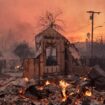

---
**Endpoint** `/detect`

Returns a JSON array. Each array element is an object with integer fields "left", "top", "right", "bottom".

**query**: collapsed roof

[{"left": 34, "top": 27, "right": 80, "bottom": 62}]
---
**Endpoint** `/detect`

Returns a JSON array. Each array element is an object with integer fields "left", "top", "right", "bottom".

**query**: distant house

[
  {"left": 23, "top": 27, "right": 81, "bottom": 79},
  {"left": 0, "top": 51, "right": 20, "bottom": 72}
]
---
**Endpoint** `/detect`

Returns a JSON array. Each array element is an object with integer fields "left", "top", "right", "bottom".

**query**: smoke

[{"left": 0, "top": 0, "right": 105, "bottom": 47}]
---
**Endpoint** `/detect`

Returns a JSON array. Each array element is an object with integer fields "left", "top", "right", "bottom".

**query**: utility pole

[{"left": 87, "top": 11, "right": 101, "bottom": 59}]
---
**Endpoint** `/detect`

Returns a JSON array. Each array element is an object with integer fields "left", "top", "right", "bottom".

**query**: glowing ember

[
  {"left": 36, "top": 86, "right": 44, "bottom": 90},
  {"left": 84, "top": 90, "right": 92, "bottom": 97},
  {"left": 19, "top": 88, "right": 24, "bottom": 95},
  {"left": 15, "top": 65, "right": 20, "bottom": 69},
  {"left": 24, "top": 77, "right": 29, "bottom": 82},
  {"left": 19, "top": 89, "right": 23, "bottom": 94},
  {"left": 83, "top": 77, "right": 87, "bottom": 81},
  {"left": 59, "top": 80, "right": 69, "bottom": 102},
  {"left": 45, "top": 80, "right": 50, "bottom": 86},
  {"left": 69, "top": 92, "right": 74, "bottom": 96}
]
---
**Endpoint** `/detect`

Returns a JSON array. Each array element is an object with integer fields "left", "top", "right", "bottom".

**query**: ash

[{"left": 0, "top": 71, "right": 105, "bottom": 105}]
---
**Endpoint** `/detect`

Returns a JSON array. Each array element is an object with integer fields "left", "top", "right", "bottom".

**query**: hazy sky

[{"left": 0, "top": 0, "right": 105, "bottom": 46}]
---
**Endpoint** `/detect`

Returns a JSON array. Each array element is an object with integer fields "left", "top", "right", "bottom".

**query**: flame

[
  {"left": 45, "top": 80, "right": 50, "bottom": 85},
  {"left": 59, "top": 80, "right": 69, "bottom": 88},
  {"left": 24, "top": 77, "right": 29, "bottom": 82},
  {"left": 84, "top": 90, "right": 92, "bottom": 97},
  {"left": 59, "top": 80, "right": 69, "bottom": 102}
]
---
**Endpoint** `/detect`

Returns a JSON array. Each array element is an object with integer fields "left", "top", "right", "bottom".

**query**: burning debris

[
  {"left": 17, "top": 77, "right": 105, "bottom": 105},
  {"left": 0, "top": 73, "right": 105, "bottom": 105},
  {"left": 45, "top": 80, "right": 50, "bottom": 86},
  {"left": 59, "top": 80, "right": 69, "bottom": 102}
]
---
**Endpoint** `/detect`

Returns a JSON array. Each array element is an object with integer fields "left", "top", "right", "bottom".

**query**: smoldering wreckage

[{"left": 0, "top": 27, "right": 105, "bottom": 105}]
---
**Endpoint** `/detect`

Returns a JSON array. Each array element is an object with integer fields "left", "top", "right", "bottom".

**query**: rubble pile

[
  {"left": 0, "top": 71, "right": 105, "bottom": 105},
  {"left": 0, "top": 77, "right": 32, "bottom": 105},
  {"left": 18, "top": 77, "right": 105, "bottom": 105},
  {"left": 88, "top": 65, "right": 105, "bottom": 90}
]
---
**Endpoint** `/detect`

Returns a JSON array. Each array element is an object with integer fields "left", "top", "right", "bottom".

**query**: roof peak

[{"left": 35, "top": 27, "right": 70, "bottom": 44}]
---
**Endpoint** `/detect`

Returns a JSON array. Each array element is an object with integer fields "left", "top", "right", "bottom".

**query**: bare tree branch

[{"left": 38, "top": 10, "right": 64, "bottom": 31}]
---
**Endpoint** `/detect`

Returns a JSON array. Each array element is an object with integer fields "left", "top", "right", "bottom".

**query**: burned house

[
  {"left": 0, "top": 52, "right": 20, "bottom": 73},
  {"left": 23, "top": 27, "right": 81, "bottom": 79}
]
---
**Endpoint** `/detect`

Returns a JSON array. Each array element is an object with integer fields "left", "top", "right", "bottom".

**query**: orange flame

[
  {"left": 24, "top": 77, "right": 29, "bottom": 82},
  {"left": 59, "top": 80, "right": 69, "bottom": 102},
  {"left": 45, "top": 80, "right": 50, "bottom": 85},
  {"left": 84, "top": 90, "right": 92, "bottom": 97}
]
